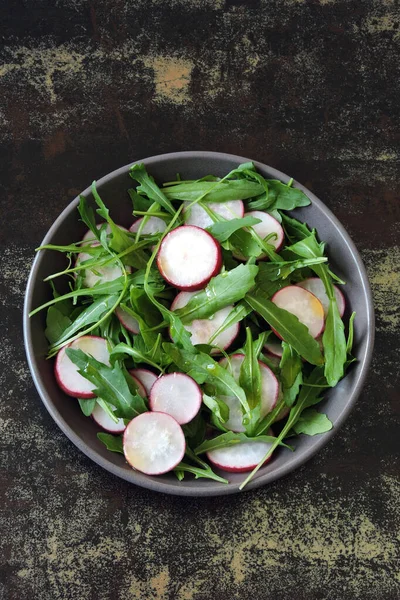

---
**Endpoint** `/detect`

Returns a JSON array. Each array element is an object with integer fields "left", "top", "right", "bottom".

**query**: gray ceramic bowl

[{"left": 23, "top": 151, "right": 374, "bottom": 496}]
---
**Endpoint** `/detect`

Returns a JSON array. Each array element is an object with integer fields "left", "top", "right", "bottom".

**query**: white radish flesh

[
  {"left": 129, "top": 217, "right": 167, "bottom": 236},
  {"left": 219, "top": 354, "right": 279, "bottom": 432},
  {"left": 264, "top": 339, "right": 283, "bottom": 358},
  {"left": 171, "top": 291, "right": 239, "bottom": 352},
  {"left": 76, "top": 252, "right": 130, "bottom": 288},
  {"left": 271, "top": 286, "right": 325, "bottom": 339},
  {"left": 123, "top": 412, "right": 186, "bottom": 475},
  {"left": 296, "top": 277, "right": 346, "bottom": 318},
  {"left": 55, "top": 336, "right": 110, "bottom": 398},
  {"left": 92, "top": 403, "right": 126, "bottom": 433},
  {"left": 183, "top": 200, "right": 244, "bottom": 229},
  {"left": 157, "top": 226, "right": 222, "bottom": 291},
  {"left": 115, "top": 306, "right": 140, "bottom": 334},
  {"left": 207, "top": 429, "right": 275, "bottom": 473},
  {"left": 149, "top": 373, "right": 202, "bottom": 424},
  {"left": 129, "top": 368, "right": 158, "bottom": 396}
]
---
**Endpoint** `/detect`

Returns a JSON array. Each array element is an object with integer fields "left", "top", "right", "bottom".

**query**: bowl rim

[{"left": 23, "top": 150, "right": 375, "bottom": 496}]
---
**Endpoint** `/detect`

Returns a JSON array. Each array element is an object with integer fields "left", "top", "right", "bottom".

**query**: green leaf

[
  {"left": 202, "top": 394, "right": 229, "bottom": 423},
  {"left": 128, "top": 187, "right": 152, "bottom": 213},
  {"left": 110, "top": 342, "right": 165, "bottom": 371},
  {"left": 49, "top": 295, "right": 119, "bottom": 348},
  {"left": 66, "top": 348, "right": 147, "bottom": 419},
  {"left": 282, "top": 371, "right": 303, "bottom": 408},
  {"left": 163, "top": 180, "right": 264, "bottom": 203},
  {"left": 78, "top": 398, "right": 96, "bottom": 417},
  {"left": 293, "top": 408, "right": 333, "bottom": 436},
  {"left": 91, "top": 182, "right": 134, "bottom": 253},
  {"left": 279, "top": 342, "right": 302, "bottom": 389},
  {"left": 175, "top": 264, "right": 258, "bottom": 323},
  {"left": 208, "top": 302, "right": 252, "bottom": 345},
  {"left": 129, "top": 163, "right": 176, "bottom": 216},
  {"left": 182, "top": 414, "right": 207, "bottom": 448},
  {"left": 45, "top": 306, "right": 72, "bottom": 344},
  {"left": 245, "top": 294, "right": 324, "bottom": 365},
  {"left": 255, "top": 257, "right": 328, "bottom": 281},
  {"left": 346, "top": 311, "right": 356, "bottom": 354},
  {"left": 206, "top": 216, "right": 261, "bottom": 242},
  {"left": 281, "top": 213, "right": 312, "bottom": 242},
  {"left": 97, "top": 432, "right": 124, "bottom": 454},
  {"left": 78, "top": 195, "right": 100, "bottom": 241},
  {"left": 195, "top": 431, "right": 278, "bottom": 455},
  {"left": 174, "top": 462, "right": 228, "bottom": 484},
  {"left": 163, "top": 344, "right": 250, "bottom": 414},
  {"left": 239, "top": 328, "right": 262, "bottom": 411},
  {"left": 322, "top": 299, "right": 347, "bottom": 387}
]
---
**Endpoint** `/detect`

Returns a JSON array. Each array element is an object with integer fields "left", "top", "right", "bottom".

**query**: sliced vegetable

[
  {"left": 149, "top": 373, "right": 202, "bottom": 424},
  {"left": 271, "top": 286, "right": 325, "bottom": 339}
]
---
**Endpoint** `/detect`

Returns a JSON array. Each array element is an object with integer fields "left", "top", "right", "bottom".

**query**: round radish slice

[
  {"left": 81, "top": 223, "right": 128, "bottom": 247},
  {"left": 129, "top": 368, "right": 158, "bottom": 396},
  {"left": 157, "top": 226, "right": 222, "bottom": 291},
  {"left": 128, "top": 373, "right": 147, "bottom": 398},
  {"left": 219, "top": 354, "right": 279, "bottom": 432},
  {"left": 129, "top": 216, "right": 167, "bottom": 236},
  {"left": 264, "top": 339, "right": 283, "bottom": 358},
  {"left": 123, "top": 412, "right": 186, "bottom": 475},
  {"left": 55, "top": 336, "right": 110, "bottom": 398},
  {"left": 207, "top": 430, "right": 275, "bottom": 473},
  {"left": 274, "top": 388, "right": 290, "bottom": 422},
  {"left": 171, "top": 291, "right": 239, "bottom": 353},
  {"left": 149, "top": 373, "right": 202, "bottom": 425},
  {"left": 183, "top": 200, "right": 244, "bottom": 229},
  {"left": 92, "top": 403, "right": 125, "bottom": 433},
  {"left": 271, "top": 286, "right": 325, "bottom": 339},
  {"left": 115, "top": 306, "right": 140, "bottom": 334},
  {"left": 76, "top": 252, "right": 131, "bottom": 288},
  {"left": 296, "top": 277, "right": 346, "bottom": 318}
]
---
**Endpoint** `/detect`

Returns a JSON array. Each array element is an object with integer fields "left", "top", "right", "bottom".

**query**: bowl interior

[{"left": 24, "top": 151, "right": 374, "bottom": 496}]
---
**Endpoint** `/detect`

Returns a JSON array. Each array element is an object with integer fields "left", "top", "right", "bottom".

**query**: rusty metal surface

[{"left": 1, "top": 1, "right": 399, "bottom": 598}]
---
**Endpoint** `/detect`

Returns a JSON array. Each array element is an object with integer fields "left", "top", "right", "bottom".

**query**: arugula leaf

[
  {"left": 110, "top": 341, "right": 166, "bottom": 372},
  {"left": 89, "top": 182, "right": 134, "bottom": 254},
  {"left": 128, "top": 187, "right": 152, "bottom": 213},
  {"left": 129, "top": 164, "right": 176, "bottom": 215},
  {"left": 175, "top": 264, "right": 258, "bottom": 323},
  {"left": 163, "top": 180, "right": 264, "bottom": 203},
  {"left": 182, "top": 414, "right": 207, "bottom": 449},
  {"left": 49, "top": 295, "right": 119, "bottom": 349},
  {"left": 78, "top": 195, "right": 100, "bottom": 241},
  {"left": 97, "top": 432, "right": 124, "bottom": 454},
  {"left": 208, "top": 302, "right": 252, "bottom": 345},
  {"left": 239, "top": 328, "right": 262, "bottom": 411},
  {"left": 293, "top": 408, "right": 333, "bottom": 436},
  {"left": 174, "top": 462, "right": 228, "bottom": 483},
  {"left": 255, "top": 257, "right": 328, "bottom": 281},
  {"left": 346, "top": 312, "right": 356, "bottom": 354},
  {"left": 163, "top": 344, "right": 250, "bottom": 414},
  {"left": 66, "top": 348, "right": 147, "bottom": 419},
  {"left": 282, "top": 371, "right": 303, "bottom": 408},
  {"left": 245, "top": 294, "right": 324, "bottom": 365},
  {"left": 281, "top": 213, "right": 312, "bottom": 242},
  {"left": 78, "top": 398, "right": 96, "bottom": 417},
  {"left": 195, "top": 431, "right": 278, "bottom": 455},
  {"left": 206, "top": 216, "right": 261, "bottom": 242},
  {"left": 45, "top": 306, "right": 72, "bottom": 344},
  {"left": 279, "top": 342, "right": 302, "bottom": 389},
  {"left": 202, "top": 394, "right": 229, "bottom": 423}
]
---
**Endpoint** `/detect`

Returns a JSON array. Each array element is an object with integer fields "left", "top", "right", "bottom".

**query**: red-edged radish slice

[
  {"left": 82, "top": 223, "right": 128, "bottom": 246},
  {"left": 55, "top": 336, "right": 110, "bottom": 398},
  {"left": 157, "top": 226, "right": 222, "bottom": 291},
  {"left": 123, "top": 412, "right": 186, "bottom": 475},
  {"left": 264, "top": 339, "right": 283, "bottom": 358},
  {"left": 171, "top": 291, "right": 239, "bottom": 352},
  {"left": 219, "top": 354, "right": 279, "bottom": 432},
  {"left": 76, "top": 252, "right": 131, "bottom": 288},
  {"left": 129, "top": 368, "right": 158, "bottom": 396},
  {"left": 92, "top": 403, "right": 126, "bottom": 433},
  {"left": 129, "top": 216, "right": 167, "bottom": 235},
  {"left": 207, "top": 428, "right": 275, "bottom": 473},
  {"left": 128, "top": 373, "right": 147, "bottom": 399},
  {"left": 271, "top": 286, "right": 325, "bottom": 339},
  {"left": 183, "top": 200, "right": 244, "bottom": 229},
  {"left": 273, "top": 388, "right": 290, "bottom": 422},
  {"left": 149, "top": 373, "right": 202, "bottom": 425},
  {"left": 115, "top": 306, "right": 140, "bottom": 334},
  {"left": 296, "top": 277, "right": 346, "bottom": 318}
]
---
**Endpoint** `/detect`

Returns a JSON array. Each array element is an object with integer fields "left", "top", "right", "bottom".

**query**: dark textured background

[{"left": 1, "top": 1, "right": 399, "bottom": 599}]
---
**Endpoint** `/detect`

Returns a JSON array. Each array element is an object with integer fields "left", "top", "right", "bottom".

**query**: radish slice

[
  {"left": 55, "top": 336, "right": 110, "bottom": 398},
  {"left": 157, "top": 226, "right": 222, "bottom": 291},
  {"left": 271, "top": 286, "right": 325, "bottom": 339},
  {"left": 207, "top": 428, "right": 275, "bottom": 473},
  {"left": 92, "top": 373, "right": 146, "bottom": 433},
  {"left": 76, "top": 252, "right": 131, "bottom": 288},
  {"left": 219, "top": 354, "right": 279, "bottom": 432},
  {"left": 274, "top": 388, "right": 290, "bottom": 422},
  {"left": 129, "top": 216, "right": 167, "bottom": 236},
  {"left": 296, "top": 277, "right": 346, "bottom": 318},
  {"left": 183, "top": 200, "right": 244, "bottom": 229},
  {"left": 149, "top": 373, "right": 202, "bottom": 425},
  {"left": 123, "top": 412, "right": 186, "bottom": 475},
  {"left": 171, "top": 292, "right": 239, "bottom": 352},
  {"left": 82, "top": 223, "right": 128, "bottom": 247},
  {"left": 234, "top": 211, "right": 284, "bottom": 260},
  {"left": 129, "top": 368, "right": 158, "bottom": 396},
  {"left": 92, "top": 403, "right": 126, "bottom": 433},
  {"left": 115, "top": 306, "right": 140, "bottom": 334},
  {"left": 264, "top": 338, "right": 283, "bottom": 358}
]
